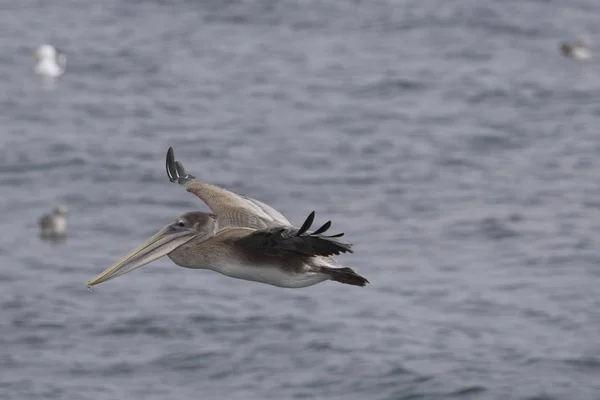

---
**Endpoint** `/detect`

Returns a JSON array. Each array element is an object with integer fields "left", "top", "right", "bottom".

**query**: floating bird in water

[
  {"left": 87, "top": 147, "right": 369, "bottom": 289},
  {"left": 33, "top": 44, "right": 66, "bottom": 78},
  {"left": 560, "top": 39, "right": 591, "bottom": 61},
  {"left": 39, "top": 205, "right": 68, "bottom": 238}
]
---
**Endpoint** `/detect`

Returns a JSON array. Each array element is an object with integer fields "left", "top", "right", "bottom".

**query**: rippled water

[{"left": 2, "top": 0, "right": 600, "bottom": 399}]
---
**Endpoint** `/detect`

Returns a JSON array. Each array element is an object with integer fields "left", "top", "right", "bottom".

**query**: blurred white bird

[
  {"left": 33, "top": 44, "right": 66, "bottom": 78},
  {"left": 39, "top": 205, "right": 68, "bottom": 238},
  {"left": 560, "top": 38, "right": 592, "bottom": 61}
]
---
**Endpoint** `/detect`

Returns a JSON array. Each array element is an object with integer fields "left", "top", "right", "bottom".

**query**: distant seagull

[
  {"left": 39, "top": 205, "right": 68, "bottom": 238},
  {"left": 86, "top": 147, "right": 369, "bottom": 289},
  {"left": 560, "top": 39, "right": 591, "bottom": 61},
  {"left": 33, "top": 44, "right": 66, "bottom": 78}
]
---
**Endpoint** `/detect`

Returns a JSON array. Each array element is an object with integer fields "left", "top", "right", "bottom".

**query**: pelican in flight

[
  {"left": 33, "top": 44, "right": 66, "bottom": 78},
  {"left": 87, "top": 147, "right": 369, "bottom": 289},
  {"left": 560, "top": 39, "right": 592, "bottom": 61}
]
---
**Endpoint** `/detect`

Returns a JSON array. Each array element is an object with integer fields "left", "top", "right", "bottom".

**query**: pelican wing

[
  {"left": 166, "top": 147, "right": 290, "bottom": 229},
  {"left": 232, "top": 211, "right": 353, "bottom": 257},
  {"left": 237, "top": 194, "right": 291, "bottom": 226}
]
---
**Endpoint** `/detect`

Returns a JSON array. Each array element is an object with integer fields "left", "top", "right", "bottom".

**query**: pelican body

[
  {"left": 34, "top": 44, "right": 66, "bottom": 78},
  {"left": 87, "top": 148, "right": 368, "bottom": 289}
]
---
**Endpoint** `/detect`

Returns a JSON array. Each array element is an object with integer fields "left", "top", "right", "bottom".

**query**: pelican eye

[{"left": 177, "top": 221, "right": 186, "bottom": 227}]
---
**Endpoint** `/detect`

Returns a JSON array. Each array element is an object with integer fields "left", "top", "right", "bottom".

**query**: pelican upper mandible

[{"left": 86, "top": 147, "right": 369, "bottom": 289}]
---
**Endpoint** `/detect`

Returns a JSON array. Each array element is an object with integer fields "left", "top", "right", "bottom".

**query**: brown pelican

[
  {"left": 86, "top": 147, "right": 369, "bottom": 289},
  {"left": 33, "top": 44, "right": 66, "bottom": 78},
  {"left": 39, "top": 205, "right": 68, "bottom": 238},
  {"left": 560, "top": 39, "right": 591, "bottom": 61}
]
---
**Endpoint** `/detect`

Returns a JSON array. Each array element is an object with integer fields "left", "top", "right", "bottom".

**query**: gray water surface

[{"left": 1, "top": 1, "right": 600, "bottom": 399}]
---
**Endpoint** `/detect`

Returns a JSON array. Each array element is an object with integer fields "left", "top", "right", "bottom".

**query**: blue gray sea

[{"left": 1, "top": 0, "right": 600, "bottom": 399}]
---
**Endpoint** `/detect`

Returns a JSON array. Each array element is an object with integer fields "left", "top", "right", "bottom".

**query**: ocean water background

[{"left": 1, "top": 0, "right": 600, "bottom": 399}]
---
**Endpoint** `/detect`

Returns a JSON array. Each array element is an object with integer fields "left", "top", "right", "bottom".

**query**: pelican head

[{"left": 87, "top": 212, "right": 218, "bottom": 288}]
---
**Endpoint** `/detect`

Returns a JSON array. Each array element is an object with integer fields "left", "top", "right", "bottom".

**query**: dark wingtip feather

[
  {"left": 166, "top": 147, "right": 177, "bottom": 182},
  {"left": 166, "top": 147, "right": 196, "bottom": 185},
  {"left": 311, "top": 221, "right": 331, "bottom": 235},
  {"left": 175, "top": 161, "right": 186, "bottom": 177},
  {"left": 297, "top": 211, "right": 315, "bottom": 236}
]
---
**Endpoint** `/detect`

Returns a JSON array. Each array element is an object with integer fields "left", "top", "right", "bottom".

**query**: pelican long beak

[{"left": 86, "top": 225, "right": 197, "bottom": 288}]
